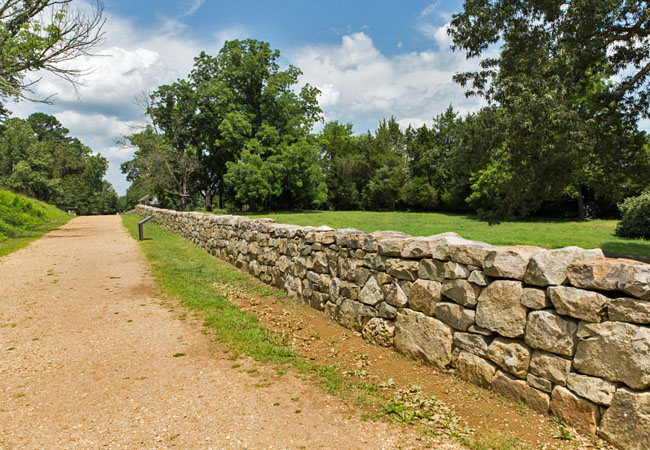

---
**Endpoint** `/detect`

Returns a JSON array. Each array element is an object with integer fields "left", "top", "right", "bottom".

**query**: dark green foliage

[
  {"left": 448, "top": 0, "right": 650, "bottom": 221},
  {"left": 0, "top": 114, "right": 117, "bottom": 215},
  {"left": 616, "top": 191, "right": 650, "bottom": 240}
]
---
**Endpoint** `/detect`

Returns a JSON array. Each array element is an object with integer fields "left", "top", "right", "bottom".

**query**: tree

[
  {"left": 189, "top": 39, "right": 322, "bottom": 210},
  {"left": 0, "top": 113, "right": 115, "bottom": 214},
  {"left": 135, "top": 39, "right": 324, "bottom": 212},
  {"left": 449, "top": 0, "right": 650, "bottom": 220},
  {"left": 0, "top": 0, "right": 105, "bottom": 101},
  {"left": 122, "top": 126, "right": 198, "bottom": 211},
  {"left": 318, "top": 121, "right": 369, "bottom": 210}
]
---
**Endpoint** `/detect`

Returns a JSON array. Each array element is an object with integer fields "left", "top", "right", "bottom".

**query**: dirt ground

[
  {"left": 0, "top": 216, "right": 441, "bottom": 449},
  {"left": 0, "top": 216, "right": 610, "bottom": 450}
]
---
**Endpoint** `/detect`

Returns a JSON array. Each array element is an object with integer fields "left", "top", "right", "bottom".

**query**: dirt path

[{"left": 0, "top": 216, "right": 437, "bottom": 450}]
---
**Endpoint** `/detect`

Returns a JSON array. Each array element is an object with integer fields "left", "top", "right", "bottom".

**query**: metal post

[{"left": 139, "top": 216, "right": 154, "bottom": 241}]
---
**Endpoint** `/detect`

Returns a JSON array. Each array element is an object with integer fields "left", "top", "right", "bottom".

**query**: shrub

[{"left": 616, "top": 190, "right": 650, "bottom": 240}]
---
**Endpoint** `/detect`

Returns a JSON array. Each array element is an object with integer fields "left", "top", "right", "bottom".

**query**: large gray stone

[
  {"left": 484, "top": 246, "right": 540, "bottom": 280},
  {"left": 566, "top": 373, "right": 617, "bottom": 406},
  {"left": 443, "top": 261, "right": 470, "bottom": 279},
  {"left": 383, "top": 282, "right": 408, "bottom": 308},
  {"left": 386, "top": 259, "right": 419, "bottom": 281},
  {"left": 424, "top": 232, "right": 467, "bottom": 260},
  {"left": 527, "top": 374, "right": 552, "bottom": 393},
  {"left": 492, "top": 371, "right": 550, "bottom": 414},
  {"left": 401, "top": 237, "right": 435, "bottom": 258},
  {"left": 476, "top": 280, "right": 527, "bottom": 338},
  {"left": 452, "top": 350, "right": 497, "bottom": 388},
  {"left": 359, "top": 277, "right": 384, "bottom": 306},
  {"left": 377, "top": 237, "right": 409, "bottom": 257},
  {"left": 567, "top": 257, "right": 630, "bottom": 291},
  {"left": 448, "top": 241, "right": 495, "bottom": 267},
  {"left": 574, "top": 321, "right": 650, "bottom": 390},
  {"left": 409, "top": 279, "right": 442, "bottom": 316},
  {"left": 453, "top": 332, "right": 491, "bottom": 359},
  {"left": 441, "top": 279, "right": 481, "bottom": 307},
  {"left": 524, "top": 310, "right": 578, "bottom": 357},
  {"left": 434, "top": 302, "right": 475, "bottom": 331},
  {"left": 599, "top": 388, "right": 650, "bottom": 450},
  {"left": 468, "top": 270, "right": 490, "bottom": 286},
  {"left": 335, "top": 229, "right": 376, "bottom": 251},
  {"left": 394, "top": 309, "right": 453, "bottom": 369},
  {"left": 362, "top": 318, "right": 395, "bottom": 347},
  {"left": 550, "top": 386, "right": 600, "bottom": 435},
  {"left": 338, "top": 299, "right": 377, "bottom": 332},
  {"left": 418, "top": 259, "right": 445, "bottom": 281},
  {"left": 618, "top": 263, "right": 650, "bottom": 300},
  {"left": 608, "top": 297, "right": 650, "bottom": 324},
  {"left": 487, "top": 338, "right": 531, "bottom": 379},
  {"left": 524, "top": 247, "right": 604, "bottom": 287},
  {"left": 548, "top": 286, "right": 608, "bottom": 323},
  {"left": 529, "top": 351, "right": 572, "bottom": 386},
  {"left": 520, "top": 288, "right": 551, "bottom": 310}
]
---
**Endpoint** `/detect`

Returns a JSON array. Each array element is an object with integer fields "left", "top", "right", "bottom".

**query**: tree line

[
  {"left": 0, "top": 113, "right": 118, "bottom": 214},
  {"left": 124, "top": 5, "right": 650, "bottom": 222}
]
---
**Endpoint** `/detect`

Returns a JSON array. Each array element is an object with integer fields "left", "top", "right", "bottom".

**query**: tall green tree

[
  {"left": 122, "top": 126, "right": 199, "bottom": 212},
  {"left": 449, "top": 0, "right": 650, "bottom": 220},
  {"left": 189, "top": 39, "right": 322, "bottom": 210}
]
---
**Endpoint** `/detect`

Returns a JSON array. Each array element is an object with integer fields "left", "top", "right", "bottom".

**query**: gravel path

[{"left": 0, "top": 216, "right": 432, "bottom": 449}]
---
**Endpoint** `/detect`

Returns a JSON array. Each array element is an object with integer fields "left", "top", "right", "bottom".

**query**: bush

[{"left": 616, "top": 190, "right": 650, "bottom": 240}]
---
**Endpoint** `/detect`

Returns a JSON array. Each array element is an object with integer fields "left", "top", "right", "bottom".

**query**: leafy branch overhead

[{"left": 0, "top": 0, "right": 105, "bottom": 101}]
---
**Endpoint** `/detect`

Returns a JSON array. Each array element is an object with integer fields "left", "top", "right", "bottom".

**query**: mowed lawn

[{"left": 241, "top": 210, "right": 650, "bottom": 261}]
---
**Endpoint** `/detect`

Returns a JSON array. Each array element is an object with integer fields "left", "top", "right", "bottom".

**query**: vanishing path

[{"left": 0, "top": 216, "right": 428, "bottom": 449}]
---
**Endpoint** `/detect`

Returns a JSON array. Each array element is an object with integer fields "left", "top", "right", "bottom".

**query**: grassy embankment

[
  {"left": 123, "top": 214, "right": 594, "bottom": 450},
  {"left": 0, "top": 190, "right": 71, "bottom": 258},
  {"left": 239, "top": 210, "right": 650, "bottom": 261}
]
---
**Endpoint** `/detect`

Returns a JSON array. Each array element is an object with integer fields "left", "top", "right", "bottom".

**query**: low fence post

[{"left": 138, "top": 216, "right": 154, "bottom": 241}]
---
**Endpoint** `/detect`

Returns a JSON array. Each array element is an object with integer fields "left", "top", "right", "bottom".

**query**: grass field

[
  {"left": 239, "top": 210, "right": 650, "bottom": 260},
  {"left": 0, "top": 190, "right": 71, "bottom": 258}
]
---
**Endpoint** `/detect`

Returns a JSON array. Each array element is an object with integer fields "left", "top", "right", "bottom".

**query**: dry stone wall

[{"left": 136, "top": 205, "right": 650, "bottom": 450}]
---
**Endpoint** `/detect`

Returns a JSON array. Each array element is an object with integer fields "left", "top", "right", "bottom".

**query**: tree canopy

[
  {"left": 448, "top": 0, "right": 650, "bottom": 220},
  {"left": 0, "top": 113, "right": 118, "bottom": 214},
  {"left": 123, "top": 39, "right": 325, "bottom": 212}
]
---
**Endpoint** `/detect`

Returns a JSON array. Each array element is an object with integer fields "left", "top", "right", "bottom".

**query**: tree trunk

[
  {"left": 205, "top": 187, "right": 213, "bottom": 212},
  {"left": 219, "top": 187, "right": 224, "bottom": 210},
  {"left": 576, "top": 184, "right": 586, "bottom": 220}
]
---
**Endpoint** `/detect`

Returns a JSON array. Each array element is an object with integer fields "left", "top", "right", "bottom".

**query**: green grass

[
  {"left": 238, "top": 210, "right": 650, "bottom": 260},
  {"left": 0, "top": 190, "right": 71, "bottom": 258}
]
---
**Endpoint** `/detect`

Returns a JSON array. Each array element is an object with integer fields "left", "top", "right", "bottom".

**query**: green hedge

[{"left": 616, "top": 190, "right": 650, "bottom": 240}]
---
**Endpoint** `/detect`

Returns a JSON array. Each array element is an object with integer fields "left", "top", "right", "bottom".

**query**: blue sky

[{"left": 10, "top": 0, "right": 486, "bottom": 195}]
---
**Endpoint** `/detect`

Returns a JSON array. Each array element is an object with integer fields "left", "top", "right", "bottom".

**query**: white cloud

[
  {"left": 184, "top": 0, "right": 205, "bottom": 17},
  {"left": 8, "top": 6, "right": 213, "bottom": 194},
  {"left": 420, "top": 2, "right": 441, "bottom": 18},
  {"left": 215, "top": 26, "right": 249, "bottom": 45},
  {"left": 291, "top": 32, "right": 485, "bottom": 132}
]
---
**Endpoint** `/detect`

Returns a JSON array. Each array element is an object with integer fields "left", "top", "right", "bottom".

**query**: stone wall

[{"left": 136, "top": 205, "right": 650, "bottom": 450}]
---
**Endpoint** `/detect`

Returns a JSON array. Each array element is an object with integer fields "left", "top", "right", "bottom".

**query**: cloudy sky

[{"left": 8, "top": 0, "right": 486, "bottom": 195}]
